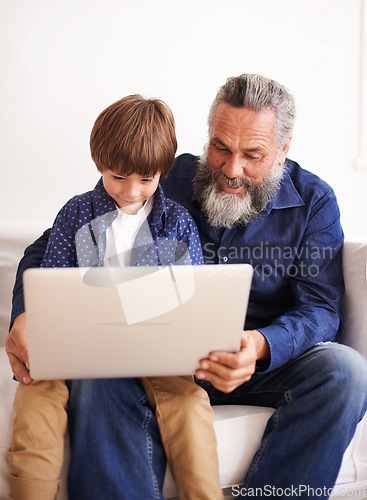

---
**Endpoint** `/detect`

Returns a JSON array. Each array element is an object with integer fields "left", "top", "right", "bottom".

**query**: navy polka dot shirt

[{"left": 41, "top": 178, "right": 204, "bottom": 268}]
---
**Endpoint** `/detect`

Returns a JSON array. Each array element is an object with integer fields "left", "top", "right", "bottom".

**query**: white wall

[{"left": 1, "top": 0, "right": 366, "bottom": 237}]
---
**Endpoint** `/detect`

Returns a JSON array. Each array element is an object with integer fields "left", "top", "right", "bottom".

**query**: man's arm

[
  {"left": 6, "top": 229, "right": 50, "bottom": 382},
  {"left": 255, "top": 188, "right": 344, "bottom": 372},
  {"left": 10, "top": 229, "right": 51, "bottom": 327}
]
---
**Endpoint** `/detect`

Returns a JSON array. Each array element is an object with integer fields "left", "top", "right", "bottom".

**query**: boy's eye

[
  {"left": 113, "top": 175, "right": 125, "bottom": 181},
  {"left": 141, "top": 178, "right": 153, "bottom": 183}
]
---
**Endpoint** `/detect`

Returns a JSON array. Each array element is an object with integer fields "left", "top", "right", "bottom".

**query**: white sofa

[{"left": 0, "top": 225, "right": 367, "bottom": 500}]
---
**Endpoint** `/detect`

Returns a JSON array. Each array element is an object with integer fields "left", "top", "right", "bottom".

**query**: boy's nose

[{"left": 123, "top": 184, "right": 139, "bottom": 200}]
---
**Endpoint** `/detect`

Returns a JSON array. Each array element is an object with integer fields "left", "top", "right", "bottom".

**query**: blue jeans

[
  {"left": 66, "top": 343, "right": 367, "bottom": 499},
  {"left": 206, "top": 343, "right": 367, "bottom": 498},
  {"left": 66, "top": 377, "right": 166, "bottom": 500}
]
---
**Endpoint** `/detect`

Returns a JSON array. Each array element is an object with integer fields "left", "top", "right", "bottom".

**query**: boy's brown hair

[{"left": 90, "top": 95, "right": 177, "bottom": 178}]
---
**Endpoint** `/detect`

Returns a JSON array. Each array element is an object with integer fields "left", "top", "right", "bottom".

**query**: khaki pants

[
  {"left": 8, "top": 376, "right": 222, "bottom": 500},
  {"left": 7, "top": 380, "right": 68, "bottom": 500},
  {"left": 141, "top": 376, "right": 222, "bottom": 500}
]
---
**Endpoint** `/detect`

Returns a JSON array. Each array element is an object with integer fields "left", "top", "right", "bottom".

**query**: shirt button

[{"left": 222, "top": 256, "right": 228, "bottom": 263}]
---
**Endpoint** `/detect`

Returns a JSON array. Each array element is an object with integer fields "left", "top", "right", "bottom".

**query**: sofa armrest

[{"left": 339, "top": 239, "right": 367, "bottom": 357}]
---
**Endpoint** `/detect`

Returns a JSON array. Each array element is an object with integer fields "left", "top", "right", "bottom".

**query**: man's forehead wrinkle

[
  {"left": 211, "top": 126, "right": 273, "bottom": 154},
  {"left": 210, "top": 104, "right": 277, "bottom": 152}
]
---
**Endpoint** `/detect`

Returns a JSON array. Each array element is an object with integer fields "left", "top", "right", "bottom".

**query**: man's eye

[
  {"left": 215, "top": 144, "right": 228, "bottom": 152},
  {"left": 245, "top": 154, "right": 261, "bottom": 160}
]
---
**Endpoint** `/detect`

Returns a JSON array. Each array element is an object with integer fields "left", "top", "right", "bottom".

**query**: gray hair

[{"left": 208, "top": 74, "right": 296, "bottom": 147}]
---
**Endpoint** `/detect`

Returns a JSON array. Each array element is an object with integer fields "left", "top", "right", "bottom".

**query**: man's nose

[{"left": 221, "top": 155, "right": 245, "bottom": 179}]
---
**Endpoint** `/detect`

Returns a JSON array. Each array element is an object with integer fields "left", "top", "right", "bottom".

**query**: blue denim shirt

[{"left": 161, "top": 154, "right": 345, "bottom": 372}]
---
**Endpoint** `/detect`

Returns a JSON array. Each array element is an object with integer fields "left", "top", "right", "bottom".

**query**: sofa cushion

[{"left": 339, "top": 239, "right": 367, "bottom": 357}]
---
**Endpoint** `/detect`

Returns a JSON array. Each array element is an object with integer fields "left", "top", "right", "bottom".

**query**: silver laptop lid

[{"left": 24, "top": 264, "right": 253, "bottom": 379}]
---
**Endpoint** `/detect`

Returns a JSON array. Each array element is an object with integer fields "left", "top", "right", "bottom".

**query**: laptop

[{"left": 23, "top": 264, "right": 253, "bottom": 380}]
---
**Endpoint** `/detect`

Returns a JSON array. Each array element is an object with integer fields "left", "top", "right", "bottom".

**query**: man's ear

[{"left": 278, "top": 136, "right": 292, "bottom": 164}]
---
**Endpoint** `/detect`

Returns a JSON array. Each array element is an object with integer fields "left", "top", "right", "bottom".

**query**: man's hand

[
  {"left": 195, "top": 330, "right": 270, "bottom": 393},
  {"left": 5, "top": 312, "right": 32, "bottom": 384}
]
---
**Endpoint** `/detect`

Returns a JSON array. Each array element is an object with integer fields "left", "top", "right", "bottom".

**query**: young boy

[{"left": 7, "top": 95, "right": 223, "bottom": 500}]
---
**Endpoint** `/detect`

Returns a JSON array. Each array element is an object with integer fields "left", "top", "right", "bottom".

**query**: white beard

[{"left": 193, "top": 151, "right": 286, "bottom": 228}]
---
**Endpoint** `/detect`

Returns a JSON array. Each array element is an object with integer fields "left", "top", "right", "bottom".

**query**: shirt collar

[
  {"left": 265, "top": 163, "right": 305, "bottom": 212},
  {"left": 93, "top": 178, "right": 118, "bottom": 217},
  {"left": 148, "top": 184, "right": 167, "bottom": 225}
]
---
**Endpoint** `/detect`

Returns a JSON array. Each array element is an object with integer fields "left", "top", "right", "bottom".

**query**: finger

[
  {"left": 197, "top": 364, "right": 253, "bottom": 387},
  {"left": 208, "top": 333, "right": 256, "bottom": 365},
  {"left": 8, "top": 353, "right": 32, "bottom": 384},
  {"left": 196, "top": 358, "right": 253, "bottom": 391},
  {"left": 12, "top": 343, "right": 30, "bottom": 371},
  {"left": 200, "top": 358, "right": 247, "bottom": 380},
  {"left": 208, "top": 351, "right": 245, "bottom": 370},
  {"left": 6, "top": 329, "right": 30, "bottom": 369},
  {"left": 208, "top": 346, "right": 256, "bottom": 372},
  {"left": 196, "top": 368, "right": 245, "bottom": 393},
  {"left": 6, "top": 334, "right": 31, "bottom": 383}
]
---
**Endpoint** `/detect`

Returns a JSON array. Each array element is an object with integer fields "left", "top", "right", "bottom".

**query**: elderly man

[{"left": 7, "top": 74, "right": 367, "bottom": 499}]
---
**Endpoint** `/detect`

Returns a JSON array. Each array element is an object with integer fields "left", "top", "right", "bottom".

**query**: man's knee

[
  {"left": 313, "top": 343, "right": 366, "bottom": 378},
  {"left": 309, "top": 343, "right": 367, "bottom": 407}
]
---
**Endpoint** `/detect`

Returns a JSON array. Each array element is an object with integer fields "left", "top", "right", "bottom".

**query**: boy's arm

[{"left": 6, "top": 229, "right": 51, "bottom": 383}]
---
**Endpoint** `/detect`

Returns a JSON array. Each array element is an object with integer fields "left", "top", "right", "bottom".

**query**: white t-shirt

[{"left": 104, "top": 197, "right": 154, "bottom": 267}]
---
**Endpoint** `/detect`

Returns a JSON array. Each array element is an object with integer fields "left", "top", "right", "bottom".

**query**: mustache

[{"left": 212, "top": 172, "right": 253, "bottom": 190}]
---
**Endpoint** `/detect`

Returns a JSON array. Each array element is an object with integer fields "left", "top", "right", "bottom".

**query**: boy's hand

[
  {"left": 5, "top": 312, "right": 32, "bottom": 384},
  {"left": 195, "top": 330, "right": 270, "bottom": 393}
]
